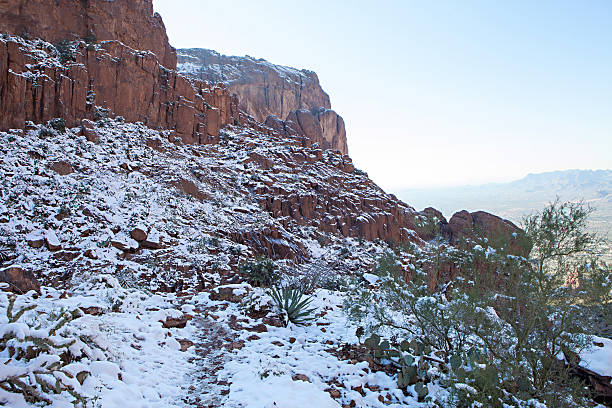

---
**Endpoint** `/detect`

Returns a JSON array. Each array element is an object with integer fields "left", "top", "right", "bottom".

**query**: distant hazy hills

[{"left": 399, "top": 169, "right": 612, "bottom": 237}]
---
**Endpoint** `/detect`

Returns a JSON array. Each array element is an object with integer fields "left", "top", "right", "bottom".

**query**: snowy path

[{"left": 183, "top": 302, "right": 235, "bottom": 408}]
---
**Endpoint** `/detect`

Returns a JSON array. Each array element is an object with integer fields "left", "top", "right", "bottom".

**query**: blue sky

[{"left": 153, "top": 0, "right": 612, "bottom": 189}]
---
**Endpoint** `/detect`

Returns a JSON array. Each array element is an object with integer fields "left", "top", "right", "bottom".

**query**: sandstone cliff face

[
  {"left": 0, "top": 36, "right": 238, "bottom": 143},
  {"left": 0, "top": 0, "right": 177, "bottom": 69},
  {"left": 178, "top": 49, "right": 349, "bottom": 154}
]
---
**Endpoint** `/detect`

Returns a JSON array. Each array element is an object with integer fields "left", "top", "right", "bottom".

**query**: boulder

[
  {"left": 50, "top": 160, "right": 74, "bottom": 176},
  {"left": 447, "top": 210, "right": 530, "bottom": 257},
  {"left": 80, "top": 119, "right": 98, "bottom": 143},
  {"left": 130, "top": 227, "right": 148, "bottom": 242},
  {"left": 0, "top": 265, "right": 40, "bottom": 294}
]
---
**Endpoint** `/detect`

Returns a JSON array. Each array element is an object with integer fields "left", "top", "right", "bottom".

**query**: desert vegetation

[{"left": 345, "top": 200, "right": 612, "bottom": 407}]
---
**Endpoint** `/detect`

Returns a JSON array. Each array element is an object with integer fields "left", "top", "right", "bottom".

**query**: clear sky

[{"left": 153, "top": 0, "right": 612, "bottom": 190}]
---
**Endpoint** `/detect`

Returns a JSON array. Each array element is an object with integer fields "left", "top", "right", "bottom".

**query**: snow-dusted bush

[
  {"left": 240, "top": 257, "right": 280, "bottom": 288},
  {"left": 345, "top": 200, "right": 612, "bottom": 407},
  {"left": 0, "top": 294, "right": 105, "bottom": 406}
]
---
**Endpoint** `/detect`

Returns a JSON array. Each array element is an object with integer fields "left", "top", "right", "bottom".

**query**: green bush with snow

[
  {"left": 0, "top": 294, "right": 104, "bottom": 406},
  {"left": 345, "top": 200, "right": 612, "bottom": 407}
]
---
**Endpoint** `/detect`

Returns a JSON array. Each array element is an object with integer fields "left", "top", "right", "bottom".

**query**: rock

[
  {"left": 52, "top": 250, "right": 80, "bottom": 261},
  {"left": 447, "top": 210, "right": 530, "bottom": 257},
  {"left": 0, "top": 36, "right": 238, "bottom": 143},
  {"left": 262, "top": 316, "right": 286, "bottom": 328},
  {"left": 130, "top": 227, "right": 148, "bottom": 242},
  {"left": 83, "top": 249, "right": 98, "bottom": 259},
  {"left": 26, "top": 230, "right": 45, "bottom": 249},
  {"left": 178, "top": 49, "right": 349, "bottom": 154},
  {"left": 161, "top": 316, "right": 189, "bottom": 329},
  {"left": 44, "top": 230, "right": 61, "bottom": 251},
  {"left": 173, "top": 178, "right": 209, "bottom": 201},
  {"left": 80, "top": 306, "right": 104, "bottom": 316},
  {"left": 50, "top": 160, "right": 74, "bottom": 176},
  {"left": 247, "top": 323, "right": 268, "bottom": 333},
  {"left": 80, "top": 119, "right": 98, "bottom": 143},
  {"left": 0, "top": 265, "right": 40, "bottom": 294},
  {"left": 0, "top": 0, "right": 177, "bottom": 69},
  {"left": 140, "top": 240, "right": 165, "bottom": 250},
  {"left": 326, "top": 389, "right": 341, "bottom": 398},
  {"left": 209, "top": 286, "right": 248, "bottom": 303},
  {"left": 177, "top": 338, "right": 194, "bottom": 352},
  {"left": 226, "top": 341, "right": 245, "bottom": 351},
  {"left": 292, "top": 374, "right": 311, "bottom": 383}
]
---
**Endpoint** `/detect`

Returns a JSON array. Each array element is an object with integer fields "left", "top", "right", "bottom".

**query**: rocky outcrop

[
  {"left": 0, "top": 0, "right": 177, "bottom": 69},
  {"left": 0, "top": 36, "right": 239, "bottom": 142},
  {"left": 0, "top": 1, "right": 526, "bottom": 260},
  {"left": 177, "top": 49, "right": 348, "bottom": 154},
  {"left": 0, "top": 265, "right": 40, "bottom": 294},
  {"left": 447, "top": 210, "right": 529, "bottom": 257},
  {"left": 242, "top": 140, "right": 423, "bottom": 245}
]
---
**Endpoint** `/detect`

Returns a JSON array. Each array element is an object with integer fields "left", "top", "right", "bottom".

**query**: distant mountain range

[{"left": 398, "top": 169, "right": 612, "bottom": 237}]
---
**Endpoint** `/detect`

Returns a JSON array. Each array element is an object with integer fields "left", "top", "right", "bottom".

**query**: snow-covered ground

[
  {"left": 0, "top": 276, "right": 195, "bottom": 408},
  {"left": 1, "top": 120, "right": 609, "bottom": 407},
  {"left": 1, "top": 281, "right": 438, "bottom": 407}
]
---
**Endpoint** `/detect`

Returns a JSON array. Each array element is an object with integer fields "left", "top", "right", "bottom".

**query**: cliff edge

[{"left": 178, "top": 48, "right": 348, "bottom": 154}]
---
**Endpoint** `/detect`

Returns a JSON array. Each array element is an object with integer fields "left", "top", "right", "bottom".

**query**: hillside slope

[{"left": 0, "top": 1, "right": 554, "bottom": 406}]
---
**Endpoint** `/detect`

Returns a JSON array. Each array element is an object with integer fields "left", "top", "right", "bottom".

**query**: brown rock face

[
  {"left": 0, "top": 266, "right": 41, "bottom": 294},
  {"left": 177, "top": 49, "right": 349, "bottom": 154},
  {"left": 0, "top": 0, "right": 177, "bottom": 69},
  {"left": 447, "top": 210, "right": 530, "bottom": 257},
  {"left": 243, "top": 141, "right": 424, "bottom": 246},
  {"left": 0, "top": 37, "right": 238, "bottom": 142}
]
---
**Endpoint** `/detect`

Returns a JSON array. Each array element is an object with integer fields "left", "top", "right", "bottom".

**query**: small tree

[{"left": 345, "top": 200, "right": 611, "bottom": 407}]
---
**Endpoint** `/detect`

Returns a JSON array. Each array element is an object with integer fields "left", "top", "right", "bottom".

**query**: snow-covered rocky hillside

[
  {"left": 0, "top": 119, "right": 441, "bottom": 407},
  {"left": 1, "top": 120, "right": 610, "bottom": 408}
]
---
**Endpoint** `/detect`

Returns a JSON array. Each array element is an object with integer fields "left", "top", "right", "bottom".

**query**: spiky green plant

[{"left": 269, "top": 287, "right": 316, "bottom": 326}]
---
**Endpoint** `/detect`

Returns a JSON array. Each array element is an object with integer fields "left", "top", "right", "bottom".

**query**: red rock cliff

[
  {"left": 178, "top": 48, "right": 349, "bottom": 154},
  {"left": 0, "top": 36, "right": 238, "bottom": 142},
  {"left": 0, "top": 0, "right": 177, "bottom": 69}
]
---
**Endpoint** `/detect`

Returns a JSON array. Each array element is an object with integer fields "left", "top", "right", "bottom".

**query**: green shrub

[
  {"left": 47, "top": 118, "right": 66, "bottom": 134},
  {"left": 345, "top": 200, "right": 611, "bottom": 407},
  {"left": 38, "top": 127, "right": 54, "bottom": 139},
  {"left": 269, "top": 286, "right": 315, "bottom": 326},
  {"left": 240, "top": 257, "right": 279, "bottom": 287},
  {"left": 54, "top": 40, "right": 76, "bottom": 64}
]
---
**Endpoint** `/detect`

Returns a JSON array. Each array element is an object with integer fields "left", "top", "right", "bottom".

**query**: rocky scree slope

[
  {"left": 178, "top": 48, "right": 349, "bottom": 155},
  {"left": 0, "top": 119, "right": 429, "bottom": 407},
  {"left": 0, "top": 119, "right": 532, "bottom": 408}
]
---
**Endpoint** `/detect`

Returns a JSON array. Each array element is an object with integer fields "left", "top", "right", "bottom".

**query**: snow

[
  {"left": 208, "top": 289, "right": 427, "bottom": 408},
  {"left": 227, "top": 373, "right": 340, "bottom": 408},
  {"left": 45, "top": 229, "right": 60, "bottom": 246},
  {"left": 580, "top": 336, "right": 612, "bottom": 377},
  {"left": 363, "top": 273, "right": 380, "bottom": 285},
  {"left": 0, "top": 284, "right": 196, "bottom": 408}
]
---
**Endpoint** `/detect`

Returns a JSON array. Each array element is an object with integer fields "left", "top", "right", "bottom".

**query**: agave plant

[{"left": 269, "top": 286, "right": 316, "bottom": 326}]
